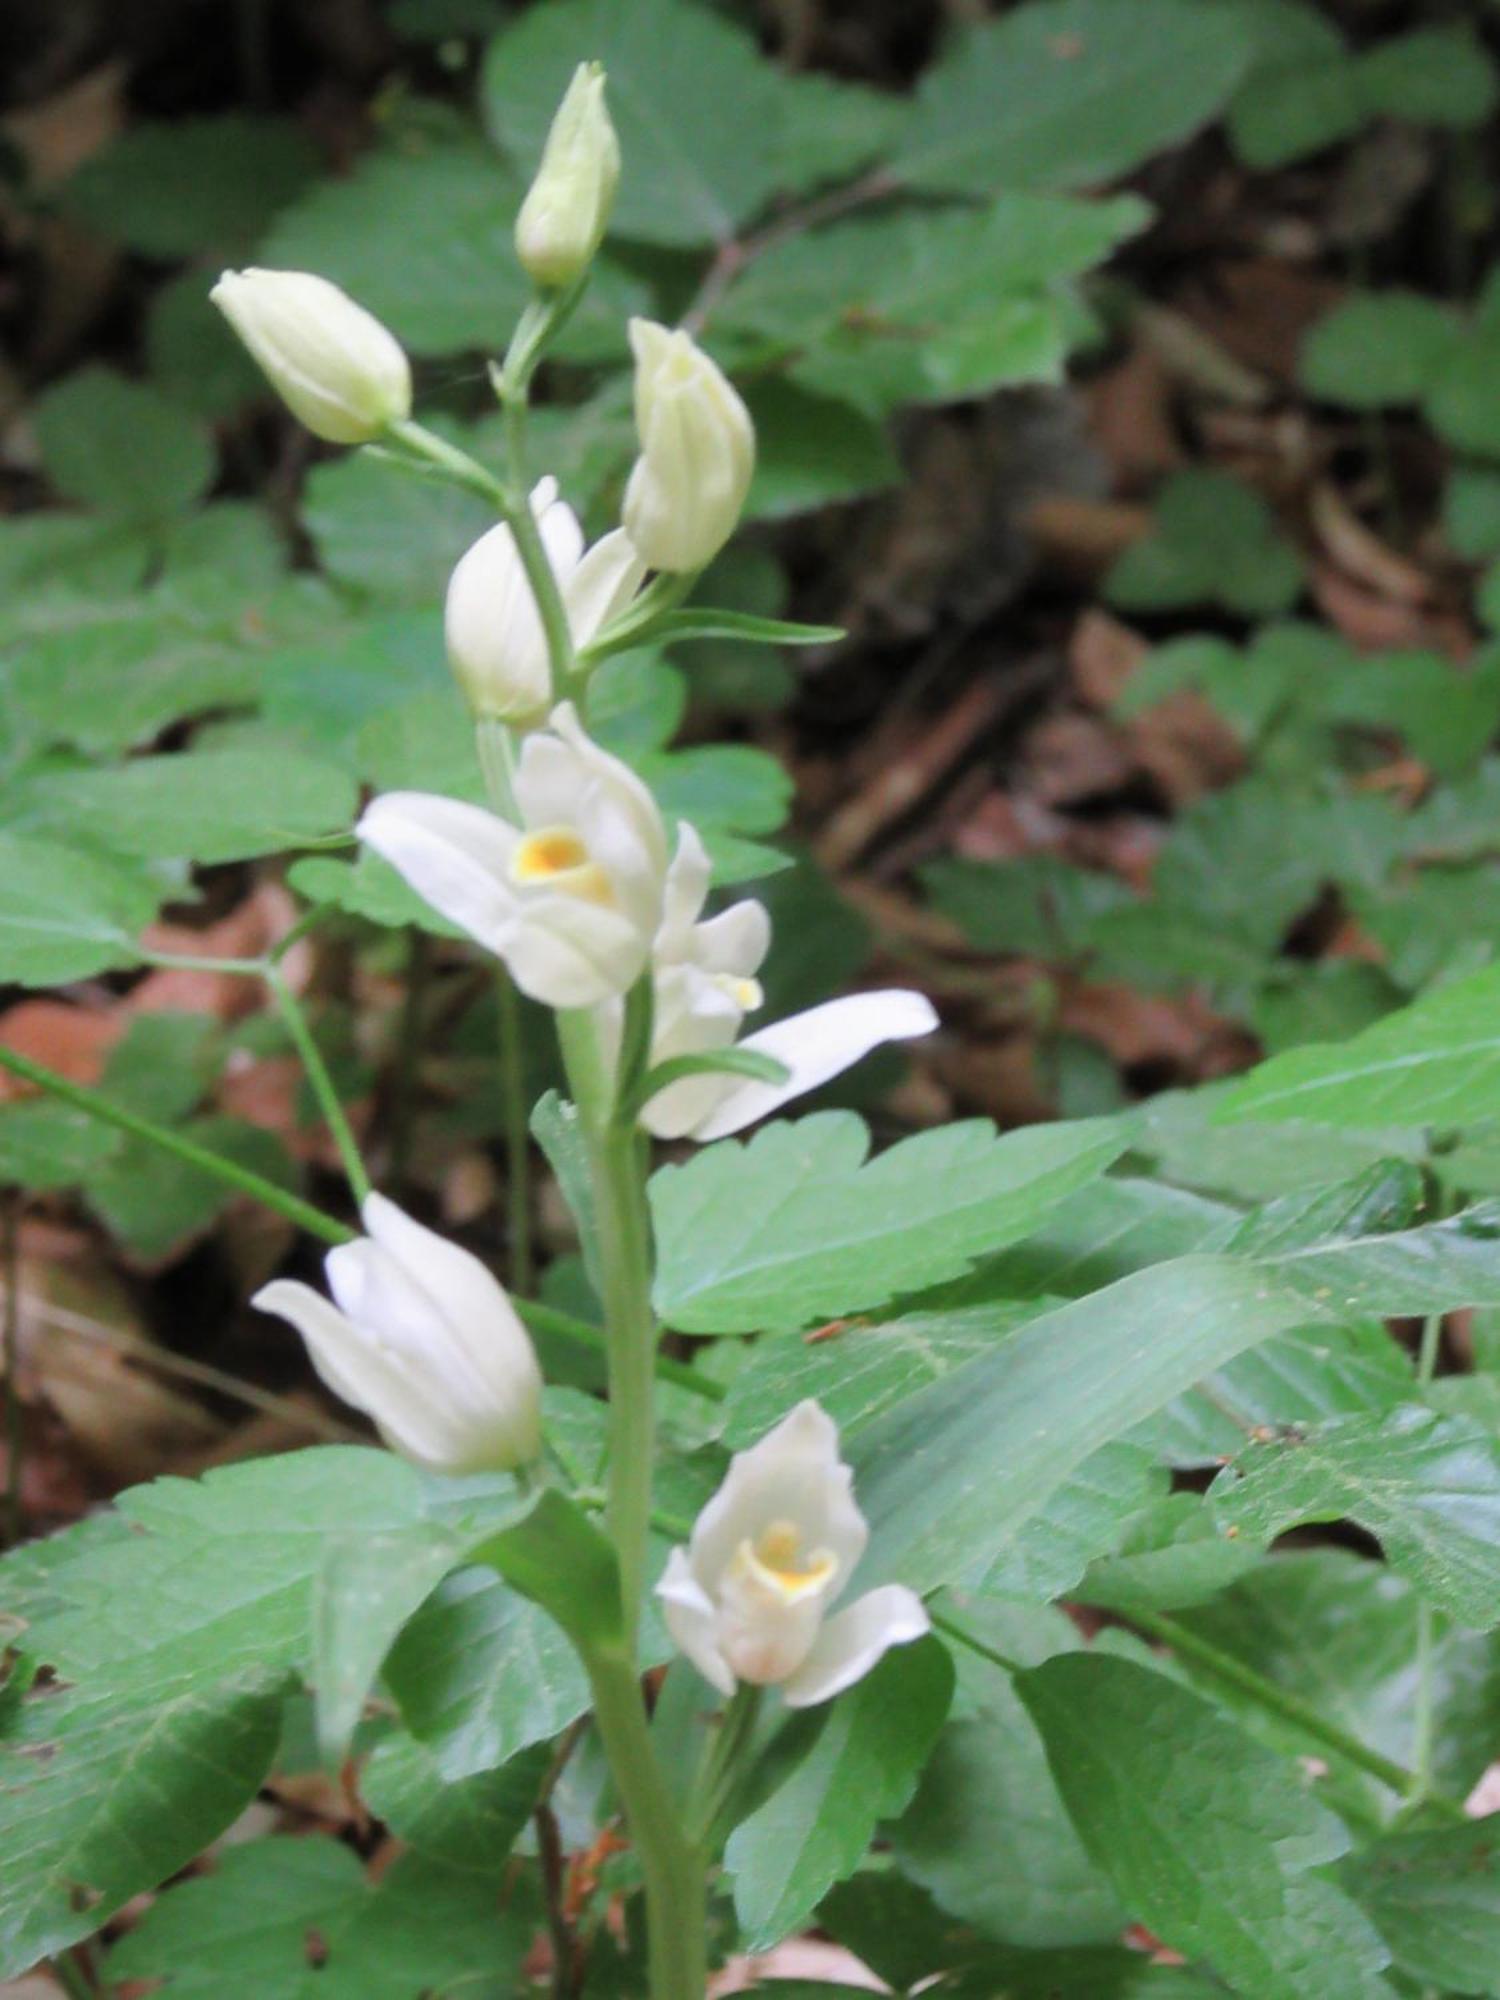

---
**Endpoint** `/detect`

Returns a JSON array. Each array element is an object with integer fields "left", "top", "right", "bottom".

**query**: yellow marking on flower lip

[
  {"left": 510, "top": 826, "right": 615, "bottom": 906},
  {"left": 739, "top": 1519, "right": 837, "bottom": 1603},
  {"left": 714, "top": 973, "right": 764, "bottom": 1012}
]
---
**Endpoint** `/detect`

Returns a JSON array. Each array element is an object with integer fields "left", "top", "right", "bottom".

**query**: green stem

[
  {"left": 586, "top": 1645, "right": 706, "bottom": 2000},
  {"left": 687, "top": 1683, "right": 762, "bottom": 1851},
  {"left": 266, "top": 967, "right": 371, "bottom": 1207},
  {"left": 1126, "top": 1607, "right": 1467, "bottom": 1820},
  {"left": 1412, "top": 1304, "right": 1445, "bottom": 1800},
  {"left": 0, "top": 1043, "right": 353, "bottom": 1247}
]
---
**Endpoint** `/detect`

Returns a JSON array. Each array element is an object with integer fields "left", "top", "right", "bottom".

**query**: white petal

[
  {"left": 549, "top": 701, "right": 669, "bottom": 887},
  {"left": 657, "top": 1546, "right": 735, "bottom": 1697},
  {"left": 444, "top": 521, "right": 551, "bottom": 724},
  {"left": 657, "top": 822, "right": 713, "bottom": 957},
  {"left": 251, "top": 1278, "right": 466, "bottom": 1468},
  {"left": 779, "top": 1586, "right": 931, "bottom": 1709},
  {"left": 564, "top": 528, "right": 646, "bottom": 647},
  {"left": 508, "top": 893, "right": 649, "bottom": 1007},
  {"left": 689, "top": 1399, "right": 867, "bottom": 1593},
  {"left": 691, "top": 898, "right": 770, "bottom": 979},
  {"left": 360, "top": 1194, "right": 541, "bottom": 1421},
  {"left": 358, "top": 793, "right": 519, "bottom": 956},
  {"left": 536, "top": 485, "right": 585, "bottom": 580},
  {"left": 687, "top": 989, "right": 938, "bottom": 1142}
]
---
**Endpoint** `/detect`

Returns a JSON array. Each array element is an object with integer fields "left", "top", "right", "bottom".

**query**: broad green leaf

[
  {"left": 0, "top": 1448, "right": 491, "bottom": 1972},
  {"left": 849, "top": 1254, "right": 1354, "bottom": 1596},
  {"left": 1106, "top": 469, "right": 1303, "bottom": 617},
  {"left": 1338, "top": 1824, "right": 1500, "bottom": 1994},
  {"left": 822, "top": 1873, "right": 1217, "bottom": 1998},
  {"left": 1079, "top": 1492, "right": 1263, "bottom": 1614},
  {"left": 32, "top": 368, "right": 213, "bottom": 521},
  {"left": 1177, "top": 1551, "right": 1500, "bottom": 1828},
  {"left": 743, "top": 380, "right": 900, "bottom": 519},
  {"left": 773, "top": 71, "right": 910, "bottom": 194},
  {"left": 302, "top": 437, "right": 496, "bottom": 601},
  {"left": 288, "top": 852, "right": 465, "bottom": 938},
  {"left": 725, "top": 1638, "right": 953, "bottom": 1950},
  {"left": 103, "top": 1840, "right": 535, "bottom": 1996},
  {"left": 922, "top": 852, "right": 1130, "bottom": 958},
  {"left": 1211, "top": 1405, "right": 1500, "bottom": 1628},
  {"left": 650, "top": 1111, "right": 1125, "bottom": 1334},
  {"left": 147, "top": 270, "right": 268, "bottom": 418},
  {"left": 360, "top": 1732, "right": 550, "bottom": 1874},
  {"left": 1225, "top": 3, "right": 1361, "bottom": 167},
  {"left": 0, "top": 834, "right": 157, "bottom": 986},
  {"left": 1357, "top": 25, "right": 1498, "bottom": 129},
  {"left": 721, "top": 1304, "right": 1050, "bottom": 1448},
  {"left": 978, "top": 1440, "right": 1165, "bottom": 1604},
  {"left": 382, "top": 1567, "right": 591, "bottom": 1782},
  {"left": 83, "top": 1115, "right": 297, "bottom": 1261},
  {"left": 898, "top": 0, "right": 1252, "bottom": 194},
  {"left": 1018, "top": 1653, "right": 1391, "bottom": 1999},
  {"left": 1446, "top": 465, "right": 1500, "bottom": 561},
  {"left": 12, "top": 749, "right": 356, "bottom": 863},
  {"left": 1300, "top": 292, "right": 1463, "bottom": 408},
  {"left": 61, "top": 115, "right": 316, "bottom": 255},
  {"left": 0, "top": 1100, "right": 118, "bottom": 1188},
  {"left": 1215, "top": 962, "right": 1500, "bottom": 1129},
  {"left": 893, "top": 1602, "right": 1125, "bottom": 1948},
  {"left": 720, "top": 193, "right": 1147, "bottom": 417},
  {"left": 1430, "top": 330, "right": 1500, "bottom": 459},
  {"left": 483, "top": 0, "right": 781, "bottom": 247}
]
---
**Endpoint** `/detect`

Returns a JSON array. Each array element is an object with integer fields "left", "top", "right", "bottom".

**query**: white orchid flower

[
  {"left": 657, "top": 1400, "right": 929, "bottom": 1706},
  {"left": 357, "top": 702, "right": 669, "bottom": 1010},
  {"left": 622, "top": 319, "right": 755, "bottom": 573},
  {"left": 619, "top": 825, "right": 938, "bottom": 1140},
  {"left": 445, "top": 480, "right": 645, "bottom": 726},
  {"left": 253, "top": 1194, "right": 542, "bottom": 1475},
  {"left": 210, "top": 268, "right": 411, "bottom": 444}
]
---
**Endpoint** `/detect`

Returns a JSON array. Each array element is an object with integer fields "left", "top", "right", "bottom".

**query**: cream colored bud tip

[{"left": 210, "top": 266, "right": 411, "bottom": 446}]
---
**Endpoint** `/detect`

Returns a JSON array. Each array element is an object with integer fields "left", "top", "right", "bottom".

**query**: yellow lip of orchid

[
  {"left": 736, "top": 1519, "right": 838, "bottom": 1605},
  {"left": 510, "top": 825, "right": 616, "bottom": 906}
]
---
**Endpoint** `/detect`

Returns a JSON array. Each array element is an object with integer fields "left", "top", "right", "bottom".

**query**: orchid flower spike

[
  {"left": 210, "top": 268, "right": 410, "bottom": 444},
  {"left": 626, "top": 824, "right": 938, "bottom": 1140},
  {"left": 357, "top": 702, "right": 669, "bottom": 1010},
  {"left": 253, "top": 1194, "right": 542, "bottom": 1475},
  {"left": 445, "top": 480, "right": 645, "bottom": 727},
  {"left": 657, "top": 1400, "right": 929, "bottom": 1707}
]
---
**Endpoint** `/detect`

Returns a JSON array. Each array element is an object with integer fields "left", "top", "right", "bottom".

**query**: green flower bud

[{"left": 514, "top": 62, "right": 621, "bottom": 290}]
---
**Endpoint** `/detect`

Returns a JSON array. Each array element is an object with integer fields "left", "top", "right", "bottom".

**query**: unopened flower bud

[
  {"left": 515, "top": 62, "right": 620, "bottom": 290},
  {"left": 210, "top": 268, "right": 411, "bottom": 444},
  {"left": 622, "top": 319, "right": 755, "bottom": 573},
  {"left": 254, "top": 1194, "right": 542, "bottom": 1475}
]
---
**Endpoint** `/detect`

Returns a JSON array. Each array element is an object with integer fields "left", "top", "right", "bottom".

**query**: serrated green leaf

[
  {"left": 61, "top": 115, "right": 316, "bottom": 256},
  {"left": 1215, "top": 962, "right": 1500, "bottom": 1129},
  {"left": 1017, "top": 1652, "right": 1391, "bottom": 1999},
  {"left": 0, "top": 834, "right": 157, "bottom": 986},
  {"left": 361, "top": 1731, "right": 549, "bottom": 1875},
  {"left": 898, "top": 0, "right": 1252, "bottom": 194},
  {"left": 651, "top": 1112, "right": 1124, "bottom": 1334},
  {"left": 11, "top": 748, "right": 356, "bottom": 864},
  {"left": 32, "top": 368, "right": 213, "bottom": 521},
  {"left": 725, "top": 1639, "right": 953, "bottom": 1951},
  {"left": 1107, "top": 469, "right": 1303, "bottom": 617},
  {"left": 103, "top": 1839, "right": 535, "bottom": 1996},
  {"left": 1301, "top": 292, "right": 1463, "bottom": 408},
  {"left": 0, "top": 1448, "right": 493, "bottom": 1972},
  {"left": 1211, "top": 1405, "right": 1500, "bottom": 1628}
]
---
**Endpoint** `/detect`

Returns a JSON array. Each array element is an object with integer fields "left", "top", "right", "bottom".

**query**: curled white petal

[
  {"left": 657, "top": 1546, "right": 735, "bottom": 1697},
  {"left": 664, "top": 989, "right": 939, "bottom": 1142},
  {"left": 779, "top": 1585, "right": 931, "bottom": 1709},
  {"left": 357, "top": 793, "right": 519, "bottom": 955}
]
